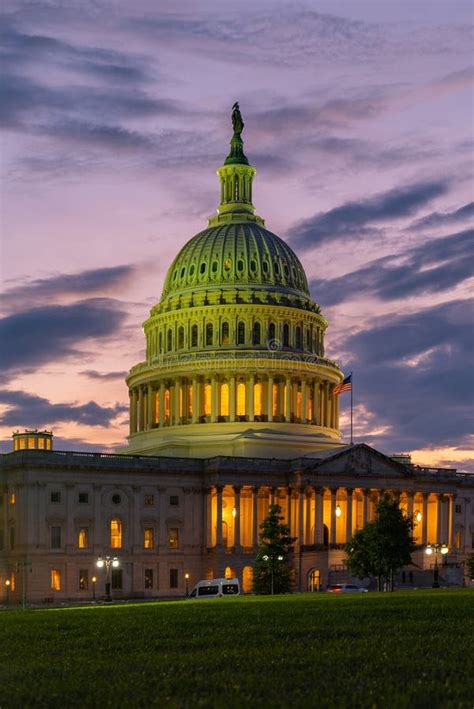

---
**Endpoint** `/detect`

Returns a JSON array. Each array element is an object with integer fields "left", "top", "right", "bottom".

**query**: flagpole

[{"left": 350, "top": 371, "right": 353, "bottom": 446}]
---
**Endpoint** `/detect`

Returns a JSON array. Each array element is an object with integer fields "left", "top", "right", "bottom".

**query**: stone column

[
  {"left": 229, "top": 375, "right": 236, "bottom": 423},
  {"left": 267, "top": 375, "right": 274, "bottom": 422},
  {"left": 286, "top": 488, "right": 292, "bottom": 535},
  {"left": 436, "top": 494, "right": 443, "bottom": 544},
  {"left": 422, "top": 493, "right": 428, "bottom": 545},
  {"left": 314, "top": 487, "right": 323, "bottom": 544},
  {"left": 195, "top": 378, "right": 201, "bottom": 423},
  {"left": 285, "top": 377, "right": 292, "bottom": 422},
  {"left": 334, "top": 392, "right": 339, "bottom": 430},
  {"left": 305, "top": 488, "right": 312, "bottom": 542},
  {"left": 159, "top": 382, "right": 165, "bottom": 427},
  {"left": 248, "top": 374, "right": 255, "bottom": 422},
  {"left": 330, "top": 488, "right": 337, "bottom": 544},
  {"left": 362, "top": 489, "right": 369, "bottom": 526},
  {"left": 211, "top": 376, "right": 218, "bottom": 423},
  {"left": 252, "top": 487, "right": 259, "bottom": 547},
  {"left": 312, "top": 379, "right": 319, "bottom": 424},
  {"left": 301, "top": 379, "right": 308, "bottom": 422},
  {"left": 147, "top": 384, "right": 154, "bottom": 430},
  {"left": 191, "top": 378, "right": 198, "bottom": 424},
  {"left": 138, "top": 387, "right": 144, "bottom": 431},
  {"left": 234, "top": 486, "right": 241, "bottom": 549},
  {"left": 448, "top": 494, "right": 455, "bottom": 549},
  {"left": 298, "top": 488, "right": 305, "bottom": 545},
  {"left": 216, "top": 486, "right": 223, "bottom": 547},
  {"left": 130, "top": 389, "right": 137, "bottom": 434},
  {"left": 203, "top": 487, "right": 212, "bottom": 549},
  {"left": 346, "top": 488, "right": 353, "bottom": 542},
  {"left": 174, "top": 378, "right": 181, "bottom": 425}
]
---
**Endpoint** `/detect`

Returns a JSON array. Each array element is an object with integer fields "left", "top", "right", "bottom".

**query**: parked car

[
  {"left": 326, "top": 583, "right": 368, "bottom": 593},
  {"left": 189, "top": 578, "right": 240, "bottom": 599}
]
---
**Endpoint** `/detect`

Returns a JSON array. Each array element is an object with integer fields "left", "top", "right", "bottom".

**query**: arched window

[
  {"left": 306, "top": 329, "right": 311, "bottom": 351},
  {"left": 191, "top": 324, "right": 198, "bottom": 347},
  {"left": 242, "top": 566, "right": 253, "bottom": 593},
  {"left": 220, "top": 382, "right": 229, "bottom": 417},
  {"left": 295, "top": 326, "right": 302, "bottom": 350},
  {"left": 283, "top": 323, "right": 289, "bottom": 347},
  {"left": 252, "top": 322, "right": 261, "bottom": 345},
  {"left": 254, "top": 382, "right": 263, "bottom": 416},
  {"left": 308, "top": 569, "right": 320, "bottom": 592},
  {"left": 203, "top": 383, "right": 211, "bottom": 416},
  {"left": 237, "top": 382, "right": 246, "bottom": 416},
  {"left": 178, "top": 326, "right": 184, "bottom": 349},
  {"left": 110, "top": 518, "right": 122, "bottom": 549},
  {"left": 224, "top": 565, "right": 235, "bottom": 579},
  {"left": 222, "top": 322, "right": 230, "bottom": 345},
  {"left": 164, "top": 389, "right": 170, "bottom": 424},
  {"left": 237, "top": 321, "right": 245, "bottom": 345},
  {"left": 206, "top": 323, "right": 213, "bottom": 346},
  {"left": 268, "top": 322, "right": 276, "bottom": 343},
  {"left": 167, "top": 329, "right": 172, "bottom": 352}
]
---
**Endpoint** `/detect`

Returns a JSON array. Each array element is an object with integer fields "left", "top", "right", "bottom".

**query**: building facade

[{"left": 1, "top": 110, "right": 473, "bottom": 602}]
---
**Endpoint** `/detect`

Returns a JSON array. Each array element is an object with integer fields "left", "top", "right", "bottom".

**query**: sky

[{"left": 0, "top": 0, "right": 473, "bottom": 471}]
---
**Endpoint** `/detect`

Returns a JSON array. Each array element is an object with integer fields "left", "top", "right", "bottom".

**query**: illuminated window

[
  {"left": 164, "top": 389, "right": 170, "bottom": 423},
  {"left": 51, "top": 526, "right": 61, "bottom": 549},
  {"left": 9, "top": 572, "right": 15, "bottom": 592},
  {"left": 178, "top": 326, "right": 184, "bottom": 349},
  {"left": 455, "top": 529, "right": 463, "bottom": 550},
  {"left": 237, "top": 321, "right": 245, "bottom": 345},
  {"left": 204, "top": 383, "right": 211, "bottom": 416},
  {"left": 144, "top": 528, "right": 154, "bottom": 549},
  {"left": 222, "top": 322, "right": 230, "bottom": 345},
  {"left": 220, "top": 382, "right": 229, "bottom": 417},
  {"left": 273, "top": 384, "right": 278, "bottom": 416},
  {"left": 283, "top": 324, "right": 289, "bottom": 347},
  {"left": 169, "top": 528, "right": 179, "bottom": 549},
  {"left": 206, "top": 323, "right": 213, "bottom": 346},
  {"left": 9, "top": 492, "right": 16, "bottom": 505},
  {"left": 252, "top": 322, "right": 261, "bottom": 345},
  {"left": 28, "top": 437, "right": 35, "bottom": 449},
  {"left": 224, "top": 566, "right": 234, "bottom": 579},
  {"left": 188, "top": 385, "right": 193, "bottom": 418},
  {"left": 19, "top": 438, "right": 26, "bottom": 449},
  {"left": 51, "top": 569, "right": 61, "bottom": 591},
  {"left": 145, "top": 569, "right": 153, "bottom": 589},
  {"left": 242, "top": 566, "right": 253, "bottom": 593},
  {"left": 110, "top": 518, "right": 122, "bottom": 549},
  {"left": 78, "top": 528, "right": 88, "bottom": 548},
  {"left": 237, "top": 382, "right": 246, "bottom": 416},
  {"left": 254, "top": 383, "right": 263, "bottom": 416},
  {"left": 46, "top": 438, "right": 52, "bottom": 450},
  {"left": 296, "top": 390, "right": 302, "bottom": 419},
  {"left": 191, "top": 325, "right": 198, "bottom": 347},
  {"left": 169, "top": 568, "right": 178, "bottom": 588},
  {"left": 38, "top": 438, "right": 45, "bottom": 449},
  {"left": 79, "top": 569, "right": 88, "bottom": 590}
]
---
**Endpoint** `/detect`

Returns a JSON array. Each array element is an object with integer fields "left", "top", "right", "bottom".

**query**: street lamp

[
  {"left": 96, "top": 556, "right": 119, "bottom": 601},
  {"left": 415, "top": 511, "right": 422, "bottom": 523},
  {"left": 91, "top": 575, "right": 97, "bottom": 601},
  {"left": 184, "top": 572, "right": 190, "bottom": 597},
  {"left": 335, "top": 504, "right": 342, "bottom": 518},
  {"left": 262, "top": 553, "right": 284, "bottom": 595},
  {"left": 425, "top": 543, "right": 448, "bottom": 588},
  {"left": 5, "top": 579, "right": 11, "bottom": 608}
]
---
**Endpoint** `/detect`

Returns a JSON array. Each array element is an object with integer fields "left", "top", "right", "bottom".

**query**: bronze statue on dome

[{"left": 232, "top": 102, "right": 244, "bottom": 136}]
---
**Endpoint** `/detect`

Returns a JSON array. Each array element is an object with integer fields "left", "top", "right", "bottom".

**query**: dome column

[
  {"left": 301, "top": 379, "right": 308, "bottom": 423},
  {"left": 191, "top": 377, "right": 199, "bottom": 424},
  {"left": 267, "top": 375, "right": 274, "bottom": 422},
  {"left": 248, "top": 374, "right": 255, "bottom": 422},
  {"left": 211, "top": 376, "right": 218, "bottom": 423},
  {"left": 346, "top": 488, "right": 354, "bottom": 542},
  {"left": 229, "top": 375, "right": 236, "bottom": 422},
  {"left": 173, "top": 378, "right": 181, "bottom": 425},
  {"left": 233, "top": 486, "right": 242, "bottom": 550},
  {"left": 138, "top": 387, "right": 144, "bottom": 431},
  {"left": 314, "top": 487, "right": 324, "bottom": 544},
  {"left": 159, "top": 382, "right": 165, "bottom": 427},
  {"left": 285, "top": 377, "right": 292, "bottom": 422},
  {"left": 146, "top": 384, "right": 154, "bottom": 430},
  {"left": 330, "top": 488, "right": 338, "bottom": 544},
  {"left": 252, "top": 486, "right": 259, "bottom": 547}
]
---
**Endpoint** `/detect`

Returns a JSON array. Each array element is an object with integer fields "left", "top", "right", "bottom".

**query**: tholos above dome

[{"left": 162, "top": 222, "right": 310, "bottom": 300}]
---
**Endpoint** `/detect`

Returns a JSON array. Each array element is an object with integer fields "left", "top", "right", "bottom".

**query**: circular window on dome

[
  {"left": 237, "top": 259, "right": 244, "bottom": 271},
  {"left": 250, "top": 260, "right": 257, "bottom": 272},
  {"left": 112, "top": 494, "right": 121, "bottom": 505},
  {"left": 262, "top": 261, "right": 269, "bottom": 273},
  {"left": 212, "top": 261, "right": 218, "bottom": 273},
  {"left": 189, "top": 264, "right": 195, "bottom": 276},
  {"left": 224, "top": 258, "right": 232, "bottom": 271},
  {"left": 200, "top": 262, "right": 206, "bottom": 274}
]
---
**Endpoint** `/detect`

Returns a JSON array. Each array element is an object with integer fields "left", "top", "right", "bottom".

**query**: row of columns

[
  {"left": 207, "top": 486, "right": 456, "bottom": 550},
  {"left": 129, "top": 376, "right": 339, "bottom": 433}
]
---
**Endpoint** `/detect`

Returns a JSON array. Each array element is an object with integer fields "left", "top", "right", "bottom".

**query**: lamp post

[
  {"left": 262, "top": 553, "right": 284, "bottom": 595},
  {"left": 91, "top": 575, "right": 97, "bottom": 602},
  {"left": 96, "top": 556, "right": 119, "bottom": 602},
  {"left": 425, "top": 544, "right": 448, "bottom": 588},
  {"left": 5, "top": 579, "right": 11, "bottom": 608},
  {"left": 184, "top": 572, "right": 190, "bottom": 597}
]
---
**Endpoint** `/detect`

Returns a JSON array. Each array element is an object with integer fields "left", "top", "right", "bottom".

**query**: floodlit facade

[{"left": 1, "top": 111, "right": 473, "bottom": 603}]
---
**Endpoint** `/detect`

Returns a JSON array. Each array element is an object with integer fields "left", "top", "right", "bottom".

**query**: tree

[
  {"left": 465, "top": 553, "right": 474, "bottom": 582},
  {"left": 345, "top": 496, "right": 416, "bottom": 591},
  {"left": 253, "top": 504, "right": 296, "bottom": 595}
]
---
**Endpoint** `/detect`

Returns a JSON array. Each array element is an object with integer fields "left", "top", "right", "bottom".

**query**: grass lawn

[{"left": 1, "top": 590, "right": 473, "bottom": 708}]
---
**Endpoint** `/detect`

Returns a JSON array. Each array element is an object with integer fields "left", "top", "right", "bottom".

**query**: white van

[{"left": 189, "top": 578, "right": 240, "bottom": 599}]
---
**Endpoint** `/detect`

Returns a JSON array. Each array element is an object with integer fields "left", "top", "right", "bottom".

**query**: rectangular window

[
  {"left": 51, "top": 569, "right": 61, "bottom": 591},
  {"left": 38, "top": 438, "right": 45, "bottom": 449},
  {"left": 79, "top": 569, "right": 89, "bottom": 590},
  {"left": 51, "top": 491, "right": 61, "bottom": 503},
  {"left": 51, "top": 526, "right": 61, "bottom": 549},
  {"left": 144, "top": 494, "right": 154, "bottom": 507},
  {"left": 455, "top": 504, "right": 462, "bottom": 514},
  {"left": 110, "top": 519, "right": 122, "bottom": 549},
  {"left": 144, "top": 528, "right": 154, "bottom": 549},
  {"left": 78, "top": 527, "right": 89, "bottom": 549},
  {"left": 78, "top": 492, "right": 89, "bottom": 504},
  {"left": 168, "top": 528, "right": 179, "bottom": 549},
  {"left": 170, "top": 495, "right": 179, "bottom": 506},
  {"left": 145, "top": 568, "right": 153, "bottom": 589},
  {"left": 9, "top": 492, "right": 16, "bottom": 505},
  {"left": 169, "top": 568, "right": 178, "bottom": 589},
  {"left": 9, "top": 527, "right": 15, "bottom": 550},
  {"left": 111, "top": 569, "right": 123, "bottom": 590}
]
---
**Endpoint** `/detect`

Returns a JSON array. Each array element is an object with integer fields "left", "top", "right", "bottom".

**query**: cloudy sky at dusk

[{"left": 1, "top": 0, "right": 473, "bottom": 470}]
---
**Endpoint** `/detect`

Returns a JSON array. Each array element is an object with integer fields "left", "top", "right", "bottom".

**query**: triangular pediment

[{"left": 303, "top": 443, "right": 412, "bottom": 478}]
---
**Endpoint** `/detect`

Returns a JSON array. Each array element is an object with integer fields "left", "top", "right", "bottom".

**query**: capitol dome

[{"left": 122, "top": 105, "right": 343, "bottom": 459}]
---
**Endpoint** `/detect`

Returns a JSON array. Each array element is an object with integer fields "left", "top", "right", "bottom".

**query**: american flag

[{"left": 334, "top": 374, "right": 352, "bottom": 396}]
